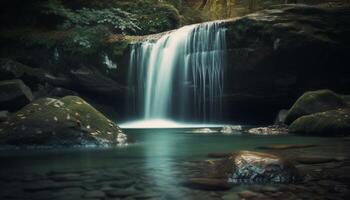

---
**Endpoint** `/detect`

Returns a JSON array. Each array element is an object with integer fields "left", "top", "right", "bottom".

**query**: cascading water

[{"left": 128, "top": 21, "right": 227, "bottom": 123}]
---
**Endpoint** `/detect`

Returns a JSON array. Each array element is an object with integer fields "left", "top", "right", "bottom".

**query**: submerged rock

[
  {"left": 0, "top": 79, "right": 33, "bottom": 112},
  {"left": 285, "top": 90, "right": 347, "bottom": 124},
  {"left": 182, "top": 178, "right": 231, "bottom": 191},
  {"left": 221, "top": 151, "right": 298, "bottom": 184},
  {"left": 289, "top": 108, "right": 350, "bottom": 136},
  {"left": 0, "top": 96, "right": 128, "bottom": 147},
  {"left": 190, "top": 151, "right": 299, "bottom": 187}
]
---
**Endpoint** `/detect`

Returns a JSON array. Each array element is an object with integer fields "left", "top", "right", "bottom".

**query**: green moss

[
  {"left": 0, "top": 96, "right": 125, "bottom": 146},
  {"left": 285, "top": 89, "right": 347, "bottom": 124},
  {"left": 289, "top": 108, "right": 350, "bottom": 136},
  {"left": 60, "top": 96, "right": 121, "bottom": 134},
  {"left": 110, "top": 40, "right": 129, "bottom": 59}
]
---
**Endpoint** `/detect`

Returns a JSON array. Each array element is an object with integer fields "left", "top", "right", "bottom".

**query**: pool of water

[{"left": 0, "top": 129, "right": 342, "bottom": 200}]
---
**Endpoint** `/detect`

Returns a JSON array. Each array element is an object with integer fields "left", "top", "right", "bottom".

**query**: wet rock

[
  {"left": 285, "top": 90, "right": 347, "bottom": 124},
  {"left": 220, "top": 125, "right": 242, "bottom": 134},
  {"left": 192, "top": 128, "right": 218, "bottom": 134},
  {"left": 182, "top": 178, "right": 231, "bottom": 191},
  {"left": 224, "top": 151, "right": 299, "bottom": 184},
  {"left": 289, "top": 108, "right": 350, "bottom": 136},
  {"left": 0, "top": 96, "right": 129, "bottom": 147},
  {"left": 257, "top": 144, "right": 317, "bottom": 150},
  {"left": 247, "top": 125, "right": 288, "bottom": 135},
  {"left": 0, "top": 79, "right": 33, "bottom": 112}
]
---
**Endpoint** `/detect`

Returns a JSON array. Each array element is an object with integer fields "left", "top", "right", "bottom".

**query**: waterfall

[{"left": 128, "top": 21, "right": 227, "bottom": 122}]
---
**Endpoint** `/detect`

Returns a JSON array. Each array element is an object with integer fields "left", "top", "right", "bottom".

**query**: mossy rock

[
  {"left": 289, "top": 108, "right": 350, "bottom": 136},
  {"left": 285, "top": 90, "right": 347, "bottom": 124},
  {"left": 0, "top": 96, "right": 128, "bottom": 147}
]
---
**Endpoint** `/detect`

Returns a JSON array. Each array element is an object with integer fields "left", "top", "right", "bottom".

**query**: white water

[
  {"left": 103, "top": 54, "right": 117, "bottom": 70},
  {"left": 128, "top": 21, "right": 227, "bottom": 123},
  {"left": 120, "top": 119, "right": 223, "bottom": 129}
]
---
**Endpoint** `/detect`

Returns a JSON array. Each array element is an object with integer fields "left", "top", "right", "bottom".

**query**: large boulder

[
  {"left": 0, "top": 79, "right": 33, "bottom": 111},
  {"left": 289, "top": 108, "right": 350, "bottom": 136},
  {"left": 285, "top": 90, "right": 347, "bottom": 124},
  {"left": 71, "top": 67, "right": 127, "bottom": 98},
  {"left": 0, "top": 96, "right": 128, "bottom": 147},
  {"left": 0, "top": 58, "right": 44, "bottom": 88}
]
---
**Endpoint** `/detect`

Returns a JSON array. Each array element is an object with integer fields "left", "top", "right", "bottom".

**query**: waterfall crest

[{"left": 128, "top": 21, "right": 227, "bottom": 122}]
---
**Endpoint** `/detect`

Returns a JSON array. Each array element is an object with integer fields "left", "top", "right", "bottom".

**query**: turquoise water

[{"left": 0, "top": 129, "right": 340, "bottom": 199}]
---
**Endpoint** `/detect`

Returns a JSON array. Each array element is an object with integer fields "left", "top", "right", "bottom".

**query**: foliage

[
  {"left": 39, "top": 0, "right": 142, "bottom": 54},
  {"left": 116, "top": 1, "right": 181, "bottom": 34}
]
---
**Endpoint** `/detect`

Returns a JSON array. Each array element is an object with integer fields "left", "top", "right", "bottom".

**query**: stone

[
  {"left": 0, "top": 58, "right": 43, "bottom": 87},
  {"left": 0, "top": 96, "right": 129, "bottom": 146},
  {"left": 224, "top": 151, "right": 299, "bottom": 184},
  {"left": 191, "top": 128, "right": 218, "bottom": 134},
  {"left": 247, "top": 125, "right": 288, "bottom": 135},
  {"left": 222, "top": 5, "right": 350, "bottom": 124},
  {"left": 220, "top": 125, "right": 242, "bottom": 134},
  {"left": 71, "top": 67, "right": 127, "bottom": 98},
  {"left": 0, "top": 79, "right": 33, "bottom": 112},
  {"left": 285, "top": 90, "right": 347, "bottom": 124},
  {"left": 48, "top": 87, "right": 79, "bottom": 98},
  {"left": 289, "top": 108, "right": 350, "bottom": 136},
  {"left": 182, "top": 178, "right": 231, "bottom": 191}
]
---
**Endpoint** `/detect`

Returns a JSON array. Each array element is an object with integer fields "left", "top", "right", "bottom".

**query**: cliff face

[{"left": 221, "top": 4, "right": 350, "bottom": 123}]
